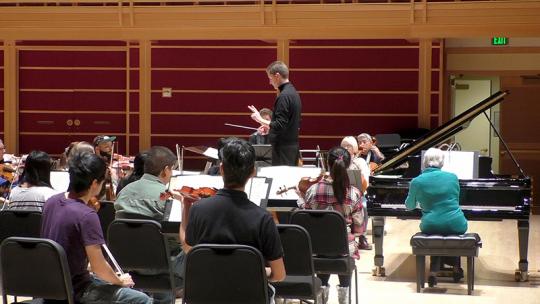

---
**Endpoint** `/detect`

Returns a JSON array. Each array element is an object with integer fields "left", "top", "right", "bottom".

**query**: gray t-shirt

[{"left": 8, "top": 186, "right": 59, "bottom": 212}]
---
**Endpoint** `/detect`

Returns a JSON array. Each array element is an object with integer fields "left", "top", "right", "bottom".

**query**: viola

[{"left": 0, "top": 164, "right": 15, "bottom": 183}]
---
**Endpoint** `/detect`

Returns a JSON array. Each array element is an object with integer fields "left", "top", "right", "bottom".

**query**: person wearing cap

[
  {"left": 357, "top": 133, "right": 385, "bottom": 168},
  {"left": 93, "top": 135, "right": 116, "bottom": 163}
]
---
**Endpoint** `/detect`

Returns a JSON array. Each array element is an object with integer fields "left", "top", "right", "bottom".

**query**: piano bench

[{"left": 410, "top": 233, "right": 482, "bottom": 295}]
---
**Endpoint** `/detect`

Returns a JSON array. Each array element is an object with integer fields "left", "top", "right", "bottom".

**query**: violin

[
  {"left": 276, "top": 173, "right": 328, "bottom": 197},
  {"left": 0, "top": 164, "right": 15, "bottom": 183},
  {"left": 160, "top": 186, "right": 218, "bottom": 201},
  {"left": 87, "top": 197, "right": 101, "bottom": 212}
]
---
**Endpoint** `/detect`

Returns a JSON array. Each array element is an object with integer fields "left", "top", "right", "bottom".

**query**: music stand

[{"left": 253, "top": 144, "right": 272, "bottom": 166}]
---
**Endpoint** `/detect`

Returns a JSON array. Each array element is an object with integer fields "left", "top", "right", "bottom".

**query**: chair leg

[
  {"left": 3, "top": 294, "right": 7, "bottom": 304},
  {"left": 354, "top": 266, "right": 358, "bottom": 304},
  {"left": 416, "top": 255, "right": 425, "bottom": 292},
  {"left": 467, "top": 256, "right": 473, "bottom": 295}
]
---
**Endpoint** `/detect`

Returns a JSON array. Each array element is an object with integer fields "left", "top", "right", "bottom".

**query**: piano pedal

[
  {"left": 372, "top": 266, "right": 386, "bottom": 277},
  {"left": 515, "top": 270, "right": 529, "bottom": 282}
]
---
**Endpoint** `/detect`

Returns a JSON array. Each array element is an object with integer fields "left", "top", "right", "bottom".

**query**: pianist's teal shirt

[{"left": 405, "top": 167, "right": 467, "bottom": 235}]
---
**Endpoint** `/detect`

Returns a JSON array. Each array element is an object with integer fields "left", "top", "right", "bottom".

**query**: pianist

[{"left": 405, "top": 147, "right": 467, "bottom": 287}]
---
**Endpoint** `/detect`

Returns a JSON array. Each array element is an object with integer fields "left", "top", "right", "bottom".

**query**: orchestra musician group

[{"left": 0, "top": 60, "right": 396, "bottom": 304}]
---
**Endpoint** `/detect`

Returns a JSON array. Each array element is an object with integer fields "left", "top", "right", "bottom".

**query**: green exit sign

[{"left": 492, "top": 37, "right": 509, "bottom": 45}]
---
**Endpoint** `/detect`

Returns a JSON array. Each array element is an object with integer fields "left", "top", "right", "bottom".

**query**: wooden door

[{"left": 500, "top": 76, "right": 540, "bottom": 214}]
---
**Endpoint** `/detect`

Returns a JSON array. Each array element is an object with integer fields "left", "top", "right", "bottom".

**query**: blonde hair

[{"left": 340, "top": 136, "right": 359, "bottom": 154}]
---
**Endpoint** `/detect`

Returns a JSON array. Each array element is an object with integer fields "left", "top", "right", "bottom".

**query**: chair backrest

[
  {"left": 277, "top": 224, "right": 315, "bottom": 276},
  {"left": 96, "top": 200, "right": 115, "bottom": 242},
  {"left": 184, "top": 244, "right": 269, "bottom": 304},
  {"left": 0, "top": 237, "right": 74, "bottom": 303},
  {"left": 0, "top": 210, "right": 42, "bottom": 243},
  {"left": 107, "top": 219, "right": 174, "bottom": 292},
  {"left": 290, "top": 210, "right": 349, "bottom": 257}
]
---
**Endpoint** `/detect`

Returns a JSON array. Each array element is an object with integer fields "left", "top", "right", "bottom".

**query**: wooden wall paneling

[
  {"left": 149, "top": 40, "right": 278, "bottom": 168},
  {"left": 139, "top": 40, "right": 151, "bottom": 152},
  {"left": 418, "top": 38, "right": 431, "bottom": 129},
  {"left": 500, "top": 77, "right": 540, "bottom": 214},
  {"left": 3, "top": 40, "right": 17, "bottom": 153},
  {"left": 0, "top": 42, "right": 4, "bottom": 137}
]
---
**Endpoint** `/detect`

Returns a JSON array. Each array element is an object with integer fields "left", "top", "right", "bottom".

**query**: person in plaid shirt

[{"left": 298, "top": 146, "right": 365, "bottom": 304}]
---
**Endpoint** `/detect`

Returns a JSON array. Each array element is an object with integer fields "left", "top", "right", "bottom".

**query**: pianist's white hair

[
  {"left": 340, "top": 136, "right": 359, "bottom": 154},
  {"left": 423, "top": 147, "right": 445, "bottom": 169}
]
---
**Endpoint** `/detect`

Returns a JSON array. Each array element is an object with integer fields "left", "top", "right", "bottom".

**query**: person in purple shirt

[{"left": 41, "top": 152, "right": 151, "bottom": 304}]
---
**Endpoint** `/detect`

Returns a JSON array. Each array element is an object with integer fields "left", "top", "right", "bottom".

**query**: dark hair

[
  {"left": 220, "top": 138, "right": 255, "bottom": 189},
  {"left": 144, "top": 146, "right": 176, "bottom": 176},
  {"left": 68, "top": 152, "right": 107, "bottom": 194},
  {"left": 116, "top": 150, "right": 150, "bottom": 195},
  {"left": 20, "top": 150, "right": 53, "bottom": 188},
  {"left": 327, "top": 146, "right": 351, "bottom": 204}
]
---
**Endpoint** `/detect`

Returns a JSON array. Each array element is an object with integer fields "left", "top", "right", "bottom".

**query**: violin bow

[{"left": 101, "top": 244, "right": 125, "bottom": 275}]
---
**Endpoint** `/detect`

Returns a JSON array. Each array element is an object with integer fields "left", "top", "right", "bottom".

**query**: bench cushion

[{"left": 410, "top": 233, "right": 482, "bottom": 250}]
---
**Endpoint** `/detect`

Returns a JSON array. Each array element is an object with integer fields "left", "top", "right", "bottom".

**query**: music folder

[{"left": 253, "top": 144, "right": 272, "bottom": 165}]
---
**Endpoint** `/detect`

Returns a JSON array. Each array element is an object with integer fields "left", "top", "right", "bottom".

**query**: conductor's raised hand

[{"left": 248, "top": 105, "right": 263, "bottom": 124}]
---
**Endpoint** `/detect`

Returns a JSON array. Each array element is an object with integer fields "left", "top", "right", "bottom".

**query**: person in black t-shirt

[
  {"left": 180, "top": 138, "right": 286, "bottom": 300},
  {"left": 249, "top": 61, "right": 302, "bottom": 166},
  {"left": 249, "top": 108, "right": 273, "bottom": 145}
]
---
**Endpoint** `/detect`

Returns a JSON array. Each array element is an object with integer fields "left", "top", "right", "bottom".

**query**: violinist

[
  {"left": 7, "top": 150, "right": 59, "bottom": 212},
  {"left": 115, "top": 150, "right": 150, "bottom": 195},
  {"left": 181, "top": 138, "right": 285, "bottom": 303},
  {"left": 248, "top": 108, "right": 272, "bottom": 145},
  {"left": 93, "top": 135, "right": 117, "bottom": 201},
  {"left": 40, "top": 152, "right": 151, "bottom": 304},
  {"left": 357, "top": 133, "right": 385, "bottom": 170},
  {"left": 297, "top": 146, "right": 365, "bottom": 304},
  {"left": 114, "top": 146, "right": 185, "bottom": 303}
]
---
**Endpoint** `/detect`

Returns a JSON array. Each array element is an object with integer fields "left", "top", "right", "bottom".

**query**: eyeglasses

[{"left": 0, "top": 147, "right": 5, "bottom": 150}]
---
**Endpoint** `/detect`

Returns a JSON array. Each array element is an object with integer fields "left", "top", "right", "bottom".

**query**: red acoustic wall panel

[
  {"left": 301, "top": 93, "right": 418, "bottom": 114},
  {"left": 152, "top": 48, "right": 276, "bottom": 68},
  {"left": 18, "top": 42, "right": 133, "bottom": 156},
  {"left": 293, "top": 70, "right": 419, "bottom": 91},
  {"left": 152, "top": 70, "right": 269, "bottom": 91},
  {"left": 151, "top": 92, "right": 276, "bottom": 112},
  {"left": 0, "top": 47, "right": 3, "bottom": 136}
]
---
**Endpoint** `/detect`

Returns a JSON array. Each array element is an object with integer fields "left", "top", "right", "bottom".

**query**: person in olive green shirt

[
  {"left": 405, "top": 147, "right": 467, "bottom": 287},
  {"left": 114, "top": 146, "right": 183, "bottom": 303}
]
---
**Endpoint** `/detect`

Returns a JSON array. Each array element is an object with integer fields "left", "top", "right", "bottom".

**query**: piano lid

[{"left": 374, "top": 90, "right": 508, "bottom": 175}]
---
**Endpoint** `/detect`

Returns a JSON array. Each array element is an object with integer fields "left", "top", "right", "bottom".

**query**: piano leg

[
  {"left": 515, "top": 219, "right": 529, "bottom": 282},
  {"left": 371, "top": 216, "right": 386, "bottom": 277}
]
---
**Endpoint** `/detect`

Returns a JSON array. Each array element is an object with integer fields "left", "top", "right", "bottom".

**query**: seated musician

[
  {"left": 93, "top": 135, "right": 118, "bottom": 200},
  {"left": 56, "top": 141, "right": 95, "bottom": 170},
  {"left": 115, "top": 150, "right": 150, "bottom": 195},
  {"left": 7, "top": 150, "right": 59, "bottom": 212},
  {"left": 180, "top": 138, "right": 286, "bottom": 303},
  {"left": 298, "top": 146, "right": 364, "bottom": 304},
  {"left": 0, "top": 139, "right": 15, "bottom": 202},
  {"left": 41, "top": 152, "right": 151, "bottom": 304},
  {"left": 114, "top": 146, "right": 184, "bottom": 303},
  {"left": 93, "top": 135, "right": 115, "bottom": 162},
  {"left": 405, "top": 147, "right": 467, "bottom": 287},
  {"left": 357, "top": 133, "right": 385, "bottom": 167},
  {"left": 248, "top": 108, "right": 273, "bottom": 145},
  {"left": 340, "top": 136, "right": 372, "bottom": 250}
]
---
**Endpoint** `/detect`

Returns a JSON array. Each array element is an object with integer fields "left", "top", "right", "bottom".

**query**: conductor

[{"left": 249, "top": 61, "right": 302, "bottom": 166}]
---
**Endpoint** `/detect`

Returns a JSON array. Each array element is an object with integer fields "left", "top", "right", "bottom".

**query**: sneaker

[{"left": 358, "top": 235, "right": 372, "bottom": 250}]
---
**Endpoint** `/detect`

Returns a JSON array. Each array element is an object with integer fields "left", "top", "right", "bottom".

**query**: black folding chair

[
  {"left": 96, "top": 200, "right": 115, "bottom": 242},
  {"left": 0, "top": 210, "right": 42, "bottom": 243},
  {"left": 273, "top": 224, "right": 322, "bottom": 304},
  {"left": 0, "top": 237, "right": 74, "bottom": 304},
  {"left": 290, "top": 210, "right": 358, "bottom": 304},
  {"left": 107, "top": 219, "right": 177, "bottom": 301},
  {"left": 183, "top": 244, "right": 269, "bottom": 304}
]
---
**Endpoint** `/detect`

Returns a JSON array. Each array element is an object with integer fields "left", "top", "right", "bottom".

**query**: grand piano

[{"left": 366, "top": 91, "right": 532, "bottom": 281}]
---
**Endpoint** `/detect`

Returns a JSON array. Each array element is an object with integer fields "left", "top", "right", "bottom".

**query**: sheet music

[
  {"left": 50, "top": 170, "right": 70, "bottom": 192},
  {"left": 203, "top": 147, "right": 219, "bottom": 160},
  {"left": 257, "top": 166, "right": 322, "bottom": 200},
  {"left": 167, "top": 199, "right": 183, "bottom": 222},
  {"left": 245, "top": 177, "right": 271, "bottom": 207}
]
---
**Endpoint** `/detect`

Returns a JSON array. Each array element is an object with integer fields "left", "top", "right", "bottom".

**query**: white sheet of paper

[
  {"left": 168, "top": 199, "right": 183, "bottom": 222},
  {"left": 257, "top": 166, "right": 322, "bottom": 199},
  {"left": 246, "top": 177, "right": 270, "bottom": 207},
  {"left": 50, "top": 171, "right": 70, "bottom": 192},
  {"left": 203, "top": 147, "right": 219, "bottom": 160}
]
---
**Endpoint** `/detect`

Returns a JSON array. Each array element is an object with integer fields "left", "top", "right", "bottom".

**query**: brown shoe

[{"left": 358, "top": 235, "right": 372, "bottom": 250}]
